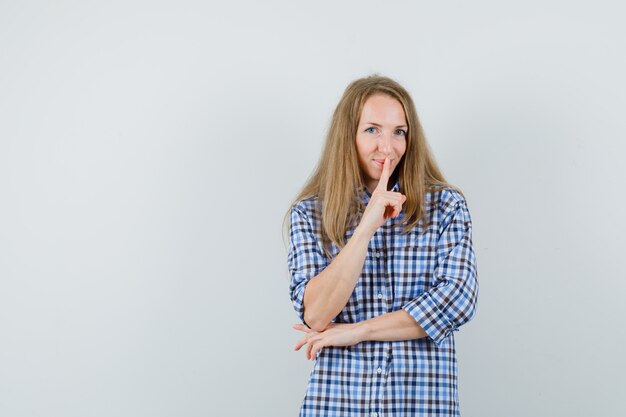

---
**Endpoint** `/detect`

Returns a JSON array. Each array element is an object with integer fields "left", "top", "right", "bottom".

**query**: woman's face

[{"left": 355, "top": 94, "right": 408, "bottom": 193}]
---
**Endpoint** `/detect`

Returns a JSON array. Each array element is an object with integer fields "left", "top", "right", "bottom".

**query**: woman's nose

[{"left": 378, "top": 132, "right": 392, "bottom": 153}]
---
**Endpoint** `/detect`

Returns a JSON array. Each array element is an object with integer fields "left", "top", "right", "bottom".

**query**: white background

[{"left": 1, "top": 1, "right": 624, "bottom": 416}]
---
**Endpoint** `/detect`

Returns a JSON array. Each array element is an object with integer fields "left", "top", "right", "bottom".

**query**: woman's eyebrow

[{"left": 364, "top": 122, "right": 408, "bottom": 128}]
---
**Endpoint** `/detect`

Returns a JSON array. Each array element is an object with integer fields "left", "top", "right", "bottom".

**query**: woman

[{"left": 285, "top": 75, "right": 478, "bottom": 417}]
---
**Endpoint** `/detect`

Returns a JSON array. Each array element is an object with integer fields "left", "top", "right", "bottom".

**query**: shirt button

[
  {"left": 375, "top": 251, "right": 381, "bottom": 258},
  {"left": 377, "top": 293, "right": 383, "bottom": 300},
  {"left": 371, "top": 413, "right": 378, "bottom": 417},
  {"left": 377, "top": 367, "right": 382, "bottom": 374}
]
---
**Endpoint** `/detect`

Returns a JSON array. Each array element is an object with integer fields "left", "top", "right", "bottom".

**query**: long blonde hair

[{"left": 283, "top": 75, "right": 461, "bottom": 260}]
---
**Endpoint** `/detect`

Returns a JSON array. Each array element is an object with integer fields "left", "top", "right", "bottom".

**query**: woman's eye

[
  {"left": 395, "top": 129, "right": 407, "bottom": 136},
  {"left": 365, "top": 127, "right": 377, "bottom": 134}
]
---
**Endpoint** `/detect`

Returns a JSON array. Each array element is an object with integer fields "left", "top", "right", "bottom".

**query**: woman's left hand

[{"left": 292, "top": 322, "right": 366, "bottom": 360}]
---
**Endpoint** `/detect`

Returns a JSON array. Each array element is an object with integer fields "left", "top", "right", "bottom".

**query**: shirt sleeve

[
  {"left": 402, "top": 196, "right": 479, "bottom": 346},
  {"left": 287, "top": 204, "right": 330, "bottom": 327}
]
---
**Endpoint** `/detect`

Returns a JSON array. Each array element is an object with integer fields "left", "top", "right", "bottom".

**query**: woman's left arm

[
  {"left": 356, "top": 309, "right": 428, "bottom": 341},
  {"left": 401, "top": 196, "right": 479, "bottom": 346},
  {"left": 293, "top": 311, "right": 427, "bottom": 360}
]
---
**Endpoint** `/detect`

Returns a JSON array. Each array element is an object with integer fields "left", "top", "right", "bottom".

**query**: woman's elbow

[{"left": 304, "top": 311, "right": 332, "bottom": 332}]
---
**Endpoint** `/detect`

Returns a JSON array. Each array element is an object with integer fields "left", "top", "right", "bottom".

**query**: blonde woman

[{"left": 286, "top": 75, "right": 478, "bottom": 417}]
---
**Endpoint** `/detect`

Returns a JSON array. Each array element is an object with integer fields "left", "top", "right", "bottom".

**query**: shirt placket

[{"left": 368, "top": 221, "right": 392, "bottom": 417}]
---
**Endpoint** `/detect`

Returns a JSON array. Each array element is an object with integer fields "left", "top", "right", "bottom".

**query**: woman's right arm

[
  {"left": 298, "top": 158, "right": 406, "bottom": 332},
  {"left": 301, "top": 225, "right": 372, "bottom": 332}
]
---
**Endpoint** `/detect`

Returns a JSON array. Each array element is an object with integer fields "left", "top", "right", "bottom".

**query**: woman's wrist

[
  {"left": 353, "top": 224, "right": 374, "bottom": 242},
  {"left": 353, "top": 321, "right": 371, "bottom": 343}
]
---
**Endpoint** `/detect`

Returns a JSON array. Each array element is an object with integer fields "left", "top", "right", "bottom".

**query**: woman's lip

[{"left": 373, "top": 159, "right": 391, "bottom": 168}]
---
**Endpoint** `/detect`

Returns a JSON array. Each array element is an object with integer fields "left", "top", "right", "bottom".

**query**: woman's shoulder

[
  {"left": 290, "top": 195, "right": 321, "bottom": 222},
  {"left": 292, "top": 194, "right": 318, "bottom": 210},
  {"left": 425, "top": 185, "right": 468, "bottom": 215}
]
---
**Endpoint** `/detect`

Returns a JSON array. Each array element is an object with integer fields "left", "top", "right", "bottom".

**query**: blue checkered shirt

[{"left": 287, "top": 180, "right": 478, "bottom": 417}]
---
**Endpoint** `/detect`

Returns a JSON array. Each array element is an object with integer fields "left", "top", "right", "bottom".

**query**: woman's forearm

[
  {"left": 303, "top": 225, "right": 372, "bottom": 332},
  {"left": 291, "top": 310, "right": 428, "bottom": 361},
  {"left": 356, "top": 310, "right": 428, "bottom": 342}
]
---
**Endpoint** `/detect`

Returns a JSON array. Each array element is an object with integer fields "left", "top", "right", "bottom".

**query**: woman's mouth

[{"left": 373, "top": 159, "right": 391, "bottom": 168}]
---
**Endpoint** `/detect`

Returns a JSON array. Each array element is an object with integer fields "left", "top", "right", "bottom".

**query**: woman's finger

[
  {"left": 394, "top": 201, "right": 403, "bottom": 217},
  {"left": 306, "top": 343, "right": 315, "bottom": 360},
  {"left": 383, "top": 196, "right": 404, "bottom": 219},
  {"left": 306, "top": 337, "right": 315, "bottom": 360},
  {"left": 378, "top": 192, "right": 405, "bottom": 219},
  {"left": 375, "top": 157, "right": 391, "bottom": 191},
  {"left": 306, "top": 336, "right": 322, "bottom": 360},
  {"left": 292, "top": 323, "right": 313, "bottom": 333},
  {"left": 294, "top": 335, "right": 310, "bottom": 351},
  {"left": 310, "top": 338, "right": 326, "bottom": 360}
]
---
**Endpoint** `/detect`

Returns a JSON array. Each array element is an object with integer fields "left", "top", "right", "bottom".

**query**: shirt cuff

[{"left": 402, "top": 291, "right": 456, "bottom": 347}]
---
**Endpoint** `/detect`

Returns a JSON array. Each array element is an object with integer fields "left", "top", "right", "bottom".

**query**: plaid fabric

[{"left": 287, "top": 180, "right": 478, "bottom": 417}]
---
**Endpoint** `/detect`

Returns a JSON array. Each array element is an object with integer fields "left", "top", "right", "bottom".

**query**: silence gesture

[{"left": 357, "top": 157, "right": 407, "bottom": 237}]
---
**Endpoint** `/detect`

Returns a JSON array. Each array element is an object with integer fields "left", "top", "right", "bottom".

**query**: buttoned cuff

[
  {"left": 402, "top": 291, "right": 456, "bottom": 347},
  {"left": 291, "top": 282, "right": 308, "bottom": 326},
  {"left": 291, "top": 282, "right": 328, "bottom": 329}
]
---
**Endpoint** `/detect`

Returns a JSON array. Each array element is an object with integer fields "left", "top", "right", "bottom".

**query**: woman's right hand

[{"left": 357, "top": 157, "right": 407, "bottom": 236}]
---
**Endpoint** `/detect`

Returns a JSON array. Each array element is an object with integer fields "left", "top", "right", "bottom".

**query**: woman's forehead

[{"left": 359, "top": 94, "right": 407, "bottom": 125}]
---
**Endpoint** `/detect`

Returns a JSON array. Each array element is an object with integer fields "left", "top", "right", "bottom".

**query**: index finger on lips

[{"left": 376, "top": 157, "right": 391, "bottom": 191}]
